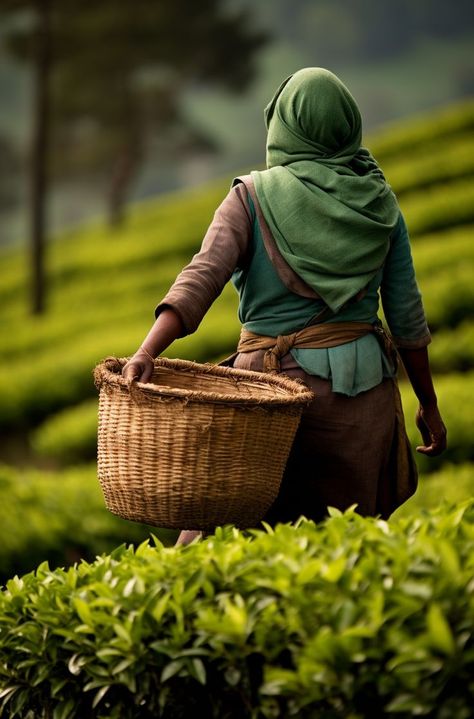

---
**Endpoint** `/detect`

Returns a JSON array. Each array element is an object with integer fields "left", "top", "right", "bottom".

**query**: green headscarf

[{"left": 249, "top": 67, "right": 399, "bottom": 313}]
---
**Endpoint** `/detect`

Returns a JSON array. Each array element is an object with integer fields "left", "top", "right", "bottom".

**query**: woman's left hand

[{"left": 415, "top": 404, "right": 447, "bottom": 457}]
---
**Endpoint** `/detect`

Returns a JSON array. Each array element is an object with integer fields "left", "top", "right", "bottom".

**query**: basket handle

[
  {"left": 93, "top": 356, "right": 123, "bottom": 389},
  {"left": 94, "top": 357, "right": 147, "bottom": 405}
]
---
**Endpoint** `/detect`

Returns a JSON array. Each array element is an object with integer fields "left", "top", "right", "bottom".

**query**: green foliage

[
  {"left": 0, "top": 177, "right": 240, "bottom": 430},
  {"left": 399, "top": 176, "right": 474, "bottom": 237},
  {"left": 0, "top": 98, "right": 473, "bottom": 718},
  {"left": 0, "top": 504, "right": 473, "bottom": 718},
  {"left": 394, "top": 463, "right": 474, "bottom": 519},
  {"left": 383, "top": 133, "right": 474, "bottom": 196},
  {"left": 0, "top": 464, "right": 176, "bottom": 581},
  {"left": 428, "top": 321, "right": 474, "bottom": 374},
  {"left": 31, "top": 398, "right": 98, "bottom": 463},
  {"left": 367, "top": 99, "right": 474, "bottom": 162},
  {"left": 0, "top": 101, "right": 472, "bottom": 433},
  {"left": 29, "top": 366, "right": 474, "bottom": 472},
  {"left": 378, "top": 225, "right": 474, "bottom": 339},
  {"left": 411, "top": 224, "right": 474, "bottom": 277},
  {"left": 417, "top": 262, "right": 474, "bottom": 330},
  {"left": 0, "top": 289, "right": 239, "bottom": 430}
]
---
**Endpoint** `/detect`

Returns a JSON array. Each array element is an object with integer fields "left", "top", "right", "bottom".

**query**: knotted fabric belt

[{"left": 237, "top": 322, "right": 377, "bottom": 373}]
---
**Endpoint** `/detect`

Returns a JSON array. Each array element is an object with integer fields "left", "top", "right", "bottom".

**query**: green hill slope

[
  {"left": 1, "top": 101, "right": 473, "bottom": 429},
  {"left": 0, "top": 99, "right": 473, "bottom": 566}
]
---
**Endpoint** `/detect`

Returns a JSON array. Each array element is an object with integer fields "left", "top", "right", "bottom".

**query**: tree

[
  {"left": 0, "top": 0, "right": 268, "bottom": 313},
  {"left": 1, "top": 0, "right": 52, "bottom": 313},
  {"left": 0, "top": 135, "right": 21, "bottom": 213}
]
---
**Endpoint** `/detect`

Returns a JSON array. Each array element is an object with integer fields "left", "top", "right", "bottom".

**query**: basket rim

[{"left": 94, "top": 355, "right": 314, "bottom": 406}]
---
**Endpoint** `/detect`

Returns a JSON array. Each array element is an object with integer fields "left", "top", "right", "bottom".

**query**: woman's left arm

[
  {"left": 397, "top": 345, "right": 447, "bottom": 456},
  {"left": 381, "top": 212, "right": 447, "bottom": 457}
]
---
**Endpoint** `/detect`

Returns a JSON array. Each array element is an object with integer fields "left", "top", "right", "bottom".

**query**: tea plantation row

[
  {"left": 0, "top": 460, "right": 473, "bottom": 583},
  {"left": 366, "top": 99, "right": 474, "bottom": 160},
  {"left": 0, "top": 220, "right": 472, "bottom": 430},
  {"left": 0, "top": 503, "right": 473, "bottom": 718}
]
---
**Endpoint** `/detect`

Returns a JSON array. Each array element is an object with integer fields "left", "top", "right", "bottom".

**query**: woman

[{"left": 122, "top": 68, "right": 446, "bottom": 544}]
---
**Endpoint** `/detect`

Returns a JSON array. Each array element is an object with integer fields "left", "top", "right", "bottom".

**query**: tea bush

[
  {"left": 394, "top": 463, "right": 474, "bottom": 518},
  {"left": 383, "top": 134, "right": 474, "bottom": 196},
  {"left": 416, "top": 262, "right": 474, "bottom": 330},
  {"left": 29, "top": 369, "right": 474, "bottom": 473},
  {"left": 399, "top": 176, "right": 474, "bottom": 236},
  {"left": 0, "top": 177, "right": 229, "bottom": 302},
  {"left": 411, "top": 224, "right": 473, "bottom": 276},
  {"left": 367, "top": 99, "right": 474, "bottom": 161},
  {"left": 0, "top": 503, "right": 473, "bottom": 718},
  {"left": 1, "top": 241, "right": 471, "bottom": 431},
  {"left": 427, "top": 321, "right": 474, "bottom": 373},
  {"left": 31, "top": 398, "right": 99, "bottom": 463},
  {"left": 1, "top": 100, "right": 473, "bottom": 432},
  {"left": 0, "top": 464, "right": 175, "bottom": 581},
  {"left": 0, "top": 285, "right": 240, "bottom": 430}
]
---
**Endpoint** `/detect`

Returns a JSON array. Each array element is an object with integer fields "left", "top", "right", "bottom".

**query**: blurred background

[
  {"left": 1, "top": 0, "right": 473, "bottom": 248},
  {"left": 0, "top": 0, "right": 473, "bottom": 580}
]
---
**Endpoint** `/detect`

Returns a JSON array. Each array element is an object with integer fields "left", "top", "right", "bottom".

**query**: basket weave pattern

[{"left": 94, "top": 356, "right": 314, "bottom": 530}]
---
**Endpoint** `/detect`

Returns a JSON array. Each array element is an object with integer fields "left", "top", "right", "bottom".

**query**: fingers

[
  {"left": 121, "top": 358, "right": 155, "bottom": 384},
  {"left": 122, "top": 364, "right": 141, "bottom": 382},
  {"left": 141, "top": 363, "right": 154, "bottom": 383},
  {"left": 416, "top": 438, "right": 446, "bottom": 457}
]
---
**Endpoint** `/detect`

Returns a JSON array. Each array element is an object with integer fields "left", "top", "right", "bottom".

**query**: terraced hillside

[{"left": 0, "top": 99, "right": 473, "bottom": 574}]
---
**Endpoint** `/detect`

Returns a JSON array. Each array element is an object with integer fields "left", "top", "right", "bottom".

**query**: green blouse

[{"left": 231, "top": 197, "right": 430, "bottom": 396}]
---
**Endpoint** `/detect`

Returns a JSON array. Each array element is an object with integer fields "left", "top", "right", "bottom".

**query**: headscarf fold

[{"left": 246, "top": 68, "right": 399, "bottom": 313}]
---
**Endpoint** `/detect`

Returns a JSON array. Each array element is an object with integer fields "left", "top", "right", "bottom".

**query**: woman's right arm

[
  {"left": 122, "top": 307, "right": 184, "bottom": 382},
  {"left": 122, "top": 183, "right": 253, "bottom": 382}
]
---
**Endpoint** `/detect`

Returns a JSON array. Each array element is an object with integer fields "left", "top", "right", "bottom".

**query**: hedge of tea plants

[
  {"left": 367, "top": 98, "right": 474, "bottom": 161},
  {"left": 0, "top": 504, "right": 473, "bottom": 718},
  {"left": 381, "top": 134, "right": 474, "bottom": 196},
  {"left": 393, "top": 463, "right": 474, "bottom": 519},
  {"left": 0, "top": 464, "right": 175, "bottom": 581},
  {"left": 0, "top": 459, "right": 470, "bottom": 584},
  {"left": 399, "top": 371, "right": 474, "bottom": 473}
]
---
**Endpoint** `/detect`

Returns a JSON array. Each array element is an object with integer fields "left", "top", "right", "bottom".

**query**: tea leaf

[{"left": 426, "top": 603, "right": 456, "bottom": 655}]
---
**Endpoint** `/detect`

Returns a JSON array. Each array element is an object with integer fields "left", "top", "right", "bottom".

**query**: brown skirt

[{"left": 233, "top": 349, "right": 417, "bottom": 525}]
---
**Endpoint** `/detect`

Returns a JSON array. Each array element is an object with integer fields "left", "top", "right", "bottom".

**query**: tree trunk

[
  {"left": 107, "top": 96, "right": 143, "bottom": 228},
  {"left": 107, "top": 140, "right": 142, "bottom": 228},
  {"left": 30, "top": 0, "right": 51, "bottom": 315}
]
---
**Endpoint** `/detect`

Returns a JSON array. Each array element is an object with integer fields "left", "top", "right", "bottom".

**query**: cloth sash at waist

[{"left": 237, "top": 322, "right": 377, "bottom": 373}]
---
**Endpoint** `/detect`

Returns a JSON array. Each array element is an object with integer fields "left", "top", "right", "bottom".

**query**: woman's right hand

[
  {"left": 121, "top": 308, "right": 184, "bottom": 384},
  {"left": 122, "top": 349, "right": 155, "bottom": 383}
]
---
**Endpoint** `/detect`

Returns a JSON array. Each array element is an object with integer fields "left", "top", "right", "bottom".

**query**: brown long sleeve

[{"left": 155, "top": 183, "right": 253, "bottom": 335}]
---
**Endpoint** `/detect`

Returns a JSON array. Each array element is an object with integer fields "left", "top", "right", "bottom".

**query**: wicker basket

[{"left": 93, "top": 356, "right": 314, "bottom": 530}]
